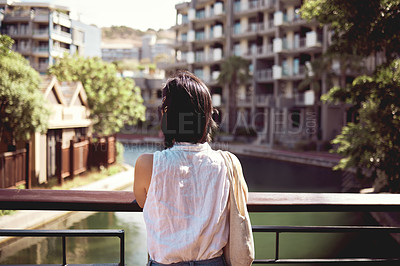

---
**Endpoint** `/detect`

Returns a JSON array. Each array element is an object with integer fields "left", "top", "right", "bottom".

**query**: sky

[{"left": 22, "top": 0, "right": 184, "bottom": 30}]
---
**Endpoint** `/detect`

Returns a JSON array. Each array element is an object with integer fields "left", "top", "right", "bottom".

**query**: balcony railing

[
  {"left": 1, "top": 189, "right": 400, "bottom": 264},
  {"left": 256, "top": 69, "right": 273, "bottom": 81},
  {"left": 256, "top": 94, "right": 273, "bottom": 106},
  {"left": 33, "top": 46, "right": 49, "bottom": 53},
  {"left": 33, "top": 29, "right": 49, "bottom": 36}
]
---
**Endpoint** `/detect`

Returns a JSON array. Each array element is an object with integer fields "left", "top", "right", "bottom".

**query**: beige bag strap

[
  {"left": 219, "top": 151, "right": 249, "bottom": 214},
  {"left": 219, "top": 150, "right": 255, "bottom": 266}
]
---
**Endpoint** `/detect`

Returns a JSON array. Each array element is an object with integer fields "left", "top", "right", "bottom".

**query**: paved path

[{"left": 0, "top": 164, "right": 134, "bottom": 245}]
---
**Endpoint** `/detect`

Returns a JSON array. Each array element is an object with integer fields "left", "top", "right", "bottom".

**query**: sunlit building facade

[
  {"left": 0, "top": 0, "right": 101, "bottom": 74},
  {"left": 165, "top": 0, "right": 349, "bottom": 148}
]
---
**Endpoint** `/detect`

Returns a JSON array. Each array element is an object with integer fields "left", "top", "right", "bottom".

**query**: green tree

[
  {"left": 323, "top": 60, "right": 400, "bottom": 192},
  {"left": 218, "top": 55, "right": 250, "bottom": 133},
  {"left": 49, "top": 55, "right": 145, "bottom": 136},
  {"left": 0, "top": 35, "right": 49, "bottom": 149},
  {"left": 301, "top": 0, "right": 400, "bottom": 192},
  {"left": 301, "top": 0, "right": 400, "bottom": 62}
]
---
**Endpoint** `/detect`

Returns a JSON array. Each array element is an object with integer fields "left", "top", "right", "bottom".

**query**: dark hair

[{"left": 160, "top": 70, "right": 217, "bottom": 148}]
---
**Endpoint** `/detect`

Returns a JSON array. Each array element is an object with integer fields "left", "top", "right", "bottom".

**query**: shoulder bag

[{"left": 219, "top": 150, "right": 255, "bottom": 266}]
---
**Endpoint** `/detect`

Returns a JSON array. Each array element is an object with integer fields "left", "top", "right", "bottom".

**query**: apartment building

[
  {"left": 101, "top": 42, "right": 140, "bottom": 62},
  {"left": 165, "top": 0, "right": 348, "bottom": 148},
  {"left": 134, "top": 76, "right": 163, "bottom": 131},
  {"left": 0, "top": 0, "right": 100, "bottom": 74}
]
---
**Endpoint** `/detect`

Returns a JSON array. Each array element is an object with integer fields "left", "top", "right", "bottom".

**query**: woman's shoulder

[
  {"left": 219, "top": 150, "right": 241, "bottom": 162},
  {"left": 135, "top": 153, "right": 154, "bottom": 169}
]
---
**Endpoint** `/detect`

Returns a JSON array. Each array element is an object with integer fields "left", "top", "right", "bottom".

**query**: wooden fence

[
  {"left": 56, "top": 139, "right": 90, "bottom": 184},
  {"left": 0, "top": 149, "right": 27, "bottom": 189},
  {"left": 0, "top": 136, "right": 117, "bottom": 188},
  {"left": 89, "top": 136, "right": 116, "bottom": 168},
  {"left": 56, "top": 136, "right": 115, "bottom": 185}
]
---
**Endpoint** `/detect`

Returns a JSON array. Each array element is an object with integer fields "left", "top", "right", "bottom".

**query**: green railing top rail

[{"left": 1, "top": 189, "right": 400, "bottom": 212}]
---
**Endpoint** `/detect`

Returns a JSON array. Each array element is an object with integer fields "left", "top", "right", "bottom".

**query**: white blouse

[{"left": 143, "top": 142, "right": 230, "bottom": 264}]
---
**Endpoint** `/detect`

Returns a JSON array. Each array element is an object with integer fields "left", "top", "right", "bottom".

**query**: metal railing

[
  {"left": 1, "top": 189, "right": 400, "bottom": 264},
  {"left": 252, "top": 225, "right": 400, "bottom": 264},
  {"left": 0, "top": 229, "right": 125, "bottom": 266}
]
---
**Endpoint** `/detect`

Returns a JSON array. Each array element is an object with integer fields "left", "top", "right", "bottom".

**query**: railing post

[
  {"left": 56, "top": 141, "right": 62, "bottom": 185},
  {"left": 105, "top": 136, "right": 110, "bottom": 168},
  {"left": 0, "top": 155, "right": 4, "bottom": 188},
  {"left": 70, "top": 139, "right": 75, "bottom": 179},
  {"left": 25, "top": 142, "right": 31, "bottom": 189},
  {"left": 275, "top": 232, "right": 279, "bottom": 261},
  {"left": 62, "top": 235, "right": 67, "bottom": 265},
  {"left": 120, "top": 231, "right": 125, "bottom": 266}
]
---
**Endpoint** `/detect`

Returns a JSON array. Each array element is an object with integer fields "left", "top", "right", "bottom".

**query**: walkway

[{"left": 0, "top": 164, "right": 134, "bottom": 245}]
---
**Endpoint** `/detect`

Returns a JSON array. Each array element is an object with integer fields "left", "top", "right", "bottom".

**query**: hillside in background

[{"left": 102, "top": 25, "right": 174, "bottom": 45}]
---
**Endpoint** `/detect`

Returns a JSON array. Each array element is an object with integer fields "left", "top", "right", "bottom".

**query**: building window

[
  {"left": 291, "top": 110, "right": 301, "bottom": 128},
  {"left": 234, "top": 21, "right": 241, "bottom": 34}
]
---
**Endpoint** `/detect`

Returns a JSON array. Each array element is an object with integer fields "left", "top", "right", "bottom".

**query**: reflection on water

[
  {"left": 1, "top": 143, "right": 399, "bottom": 265},
  {"left": 0, "top": 212, "right": 147, "bottom": 265}
]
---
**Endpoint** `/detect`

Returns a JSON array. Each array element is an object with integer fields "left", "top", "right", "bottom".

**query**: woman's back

[{"left": 143, "top": 142, "right": 230, "bottom": 264}]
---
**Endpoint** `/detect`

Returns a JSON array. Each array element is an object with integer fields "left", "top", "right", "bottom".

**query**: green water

[{"left": 1, "top": 143, "right": 399, "bottom": 265}]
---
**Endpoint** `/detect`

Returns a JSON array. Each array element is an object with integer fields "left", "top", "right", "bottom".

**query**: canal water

[{"left": 1, "top": 143, "right": 399, "bottom": 265}]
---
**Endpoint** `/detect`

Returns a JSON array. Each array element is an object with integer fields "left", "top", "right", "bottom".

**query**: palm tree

[
  {"left": 299, "top": 52, "right": 365, "bottom": 142},
  {"left": 218, "top": 55, "right": 250, "bottom": 133},
  {"left": 299, "top": 57, "right": 332, "bottom": 142}
]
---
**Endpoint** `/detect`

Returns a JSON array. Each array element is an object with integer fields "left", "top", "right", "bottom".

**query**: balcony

[
  {"left": 16, "top": 46, "right": 31, "bottom": 55},
  {"left": 51, "top": 30, "right": 72, "bottom": 44},
  {"left": 256, "top": 69, "right": 273, "bottom": 82},
  {"left": 189, "top": 3, "right": 225, "bottom": 26},
  {"left": 257, "top": 45, "right": 274, "bottom": 58},
  {"left": 33, "top": 29, "right": 49, "bottom": 39},
  {"left": 258, "top": 19, "right": 275, "bottom": 35},
  {"left": 237, "top": 97, "right": 253, "bottom": 107},
  {"left": 3, "top": 10, "right": 32, "bottom": 22},
  {"left": 32, "top": 46, "right": 49, "bottom": 56},
  {"left": 33, "top": 11, "right": 49, "bottom": 23},
  {"left": 212, "top": 94, "right": 222, "bottom": 107},
  {"left": 212, "top": 71, "right": 220, "bottom": 82},
  {"left": 32, "top": 62, "right": 49, "bottom": 73},
  {"left": 3, "top": 27, "right": 32, "bottom": 38},
  {"left": 293, "top": 37, "right": 306, "bottom": 50},
  {"left": 172, "top": 40, "right": 188, "bottom": 50},
  {"left": 276, "top": 95, "right": 295, "bottom": 108},
  {"left": 158, "top": 59, "right": 188, "bottom": 70},
  {"left": 259, "top": 0, "right": 276, "bottom": 10},
  {"left": 256, "top": 94, "right": 273, "bottom": 107},
  {"left": 273, "top": 65, "right": 282, "bottom": 79},
  {"left": 232, "top": 23, "right": 258, "bottom": 40},
  {"left": 174, "top": 14, "right": 189, "bottom": 29},
  {"left": 295, "top": 90, "right": 315, "bottom": 106},
  {"left": 243, "top": 46, "right": 258, "bottom": 59},
  {"left": 52, "top": 11, "right": 71, "bottom": 28},
  {"left": 1, "top": 189, "right": 400, "bottom": 265},
  {"left": 193, "top": 49, "right": 223, "bottom": 65},
  {"left": 293, "top": 65, "right": 306, "bottom": 77},
  {"left": 234, "top": 0, "right": 260, "bottom": 17},
  {"left": 274, "top": 11, "right": 284, "bottom": 26},
  {"left": 273, "top": 38, "right": 283, "bottom": 53},
  {"left": 306, "top": 31, "right": 322, "bottom": 48},
  {"left": 51, "top": 46, "right": 70, "bottom": 57},
  {"left": 274, "top": 36, "right": 320, "bottom": 55}
]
